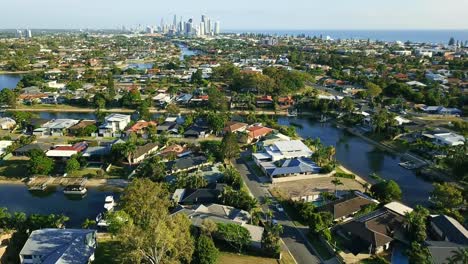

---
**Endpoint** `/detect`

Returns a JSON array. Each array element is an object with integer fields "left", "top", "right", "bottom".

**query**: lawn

[
  {"left": 307, "top": 235, "right": 334, "bottom": 261},
  {"left": 0, "top": 159, "right": 29, "bottom": 179},
  {"left": 219, "top": 252, "right": 277, "bottom": 264},
  {"left": 93, "top": 237, "right": 124, "bottom": 264}
]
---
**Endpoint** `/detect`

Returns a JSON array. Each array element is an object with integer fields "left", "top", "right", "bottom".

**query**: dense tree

[
  {"left": 430, "top": 183, "right": 463, "bottom": 210},
  {"left": 115, "top": 179, "right": 194, "bottom": 264},
  {"left": 207, "top": 87, "right": 228, "bottom": 112},
  {"left": 192, "top": 235, "right": 219, "bottom": 264},
  {"left": 261, "top": 222, "right": 283, "bottom": 256},
  {"left": 65, "top": 157, "right": 80, "bottom": 173},
  {"left": 404, "top": 205, "right": 429, "bottom": 242},
  {"left": 370, "top": 180, "right": 402, "bottom": 203},
  {"left": 191, "top": 69, "right": 204, "bottom": 85},
  {"left": 27, "top": 149, "right": 54, "bottom": 175},
  {"left": 220, "top": 132, "right": 240, "bottom": 162},
  {"left": 365, "top": 82, "right": 382, "bottom": 101},
  {"left": 406, "top": 242, "right": 432, "bottom": 264},
  {"left": 221, "top": 186, "right": 257, "bottom": 211},
  {"left": 446, "top": 248, "right": 468, "bottom": 264},
  {"left": 216, "top": 223, "right": 251, "bottom": 253},
  {"left": 135, "top": 156, "right": 166, "bottom": 182},
  {"left": 0, "top": 89, "right": 17, "bottom": 108}
]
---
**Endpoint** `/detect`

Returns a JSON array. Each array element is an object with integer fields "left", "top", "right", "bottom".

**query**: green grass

[
  {"left": 307, "top": 235, "right": 334, "bottom": 260},
  {"left": 0, "top": 160, "right": 29, "bottom": 179},
  {"left": 68, "top": 168, "right": 100, "bottom": 178},
  {"left": 94, "top": 237, "right": 124, "bottom": 264},
  {"left": 219, "top": 251, "right": 277, "bottom": 264}
]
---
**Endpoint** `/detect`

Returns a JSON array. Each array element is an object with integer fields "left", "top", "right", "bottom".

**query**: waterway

[
  {"left": 279, "top": 116, "right": 433, "bottom": 207},
  {"left": 178, "top": 44, "right": 198, "bottom": 61},
  {"left": 0, "top": 74, "right": 22, "bottom": 90},
  {"left": 0, "top": 184, "right": 119, "bottom": 228},
  {"left": 0, "top": 113, "right": 432, "bottom": 224}
]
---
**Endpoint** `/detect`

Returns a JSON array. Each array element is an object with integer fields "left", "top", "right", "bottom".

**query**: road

[{"left": 232, "top": 155, "right": 322, "bottom": 264}]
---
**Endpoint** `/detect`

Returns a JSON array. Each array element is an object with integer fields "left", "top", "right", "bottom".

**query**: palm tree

[
  {"left": 122, "top": 142, "right": 137, "bottom": 165},
  {"left": 447, "top": 248, "right": 468, "bottom": 264},
  {"left": 331, "top": 178, "right": 343, "bottom": 196}
]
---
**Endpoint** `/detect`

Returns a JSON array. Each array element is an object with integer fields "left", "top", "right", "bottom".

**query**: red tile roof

[{"left": 247, "top": 126, "right": 273, "bottom": 139}]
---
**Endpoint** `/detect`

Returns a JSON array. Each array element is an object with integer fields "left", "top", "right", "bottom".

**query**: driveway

[{"left": 232, "top": 155, "right": 323, "bottom": 264}]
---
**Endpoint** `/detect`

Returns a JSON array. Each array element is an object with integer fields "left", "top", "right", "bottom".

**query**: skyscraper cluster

[
  {"left": 156, "top": 14, "right": 220, "bottom": 36},
  {"left": 15, "top": 29, "right": 32, "bottom": 39}
]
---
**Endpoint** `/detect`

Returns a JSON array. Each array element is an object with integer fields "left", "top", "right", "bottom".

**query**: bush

[{"left": 335, "top": 172, "right": 355, "bottom": 179}]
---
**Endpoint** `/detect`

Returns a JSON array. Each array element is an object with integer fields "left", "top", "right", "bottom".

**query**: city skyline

[{"left": 1, "top": 0, "right": 468, "bottom": 30}]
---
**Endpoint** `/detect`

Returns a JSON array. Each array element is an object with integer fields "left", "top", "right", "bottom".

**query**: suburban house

[
  {"left": 172, "top": 183, "right": 226, "bottom": 205},
  {"left": 126, "top": 120, "right": 157, "bottom": 137},
  {"left": 429, "top": 215, "right": 468, "bottom": 245},
  {"left": 426, "top": 214, "right": 468, "bottom": 262},
  {"left": 152, "top": 92, "right": 173, "bottom": 106},
  {"left": 0, "top": 141, "right": 13, "bottom": 156},
  {"left": 223, "top": 121, "right": 248, "bottom": 134},
  {"left": 156, "top": 121, "right": 178, "bottom": 134},
  {"left": 0, "top": 117, "right": 16, "bottom": 130},
  {"left": 317, "top": 192, "right": 379, "bottom": 221},
  {"left": 46, "top": 142, "right": 88, "bottom": 159},
  {"left": 171, "top": 203, "right": 264, "bottom": 248},
  {"left": 159, "top": 144, "right": 191, "bottom": 159},
  {"left": 253, "top": 140, "right": 313, "bottom": 163},
  {"left": 19, "top": 229, "right": 97, "bottom": 264},
  {"left": 67, "top": 120, "right": 96, "bottom": 136},
  {"left": 420, "top": 106, "right": 462, "bottom": 116},
  {"left": 99, "top": 114, "right": 131, "bottom": 137},
  {"left": 336, "top": 202, "right": 413, "bottom": 256},
  {"left": 184, "top": 123, "right": 212, "bottom": 138},
  {"left": 258, "top": 157, "right": 321, "bottom": 182},
  {"left": 33, "top": 119, "right": 80, "bottom": 136},
  {"left": 13, "top": 143, "right": 52, "bottom": 156},
  {"left": 423, "top": 130, "right": 465, "bottom": 146},
  {"left": 246, "top": 125, "right": 273, "bottom": 143},
  {"left": 131, "top": 142, "right": 159, "bottom": 164},
  {"left": 256, "top": 95, "right": 274, "bottom": 107},
  {"left": 167, "top": 155, "right": 211, "bottom": 174}
]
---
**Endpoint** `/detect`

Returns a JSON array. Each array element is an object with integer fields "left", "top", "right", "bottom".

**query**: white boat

[
  {"left": 319, "top": 114, "right": 330, "bottom": 123},
  {"left": 63, "top": 185, "right": 87, "bottom": 195},
  {"left": 287, "top": 109, "right": 298, "bottom": 117},
  {"left": 104, "top": 195, "right": 116, "bottom": 211},
  {"left": 96, "top": 213, "right": 109, "bottom": 228}
]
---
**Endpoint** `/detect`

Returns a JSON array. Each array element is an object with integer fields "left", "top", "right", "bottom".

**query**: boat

[
  {"left": 63, "top": 185, "right": 87, "bottom": 195},
  {"left": 104, "top": 195, "right": 116, "bottom": 211},
  {"left": 398, "top": 161, "right": 424, "bottom": 170},
  {"left": 287, "top": 109, "right": 298, "bottom": 117},
  {"left": 28, "top": 183, "right": 48, "bottom": 192},
  {"left": 320, "top": 114, "right": 330, "bottom": 123},
  {"left": 96, "top": 213, "right": 109, "bottom": 228}
]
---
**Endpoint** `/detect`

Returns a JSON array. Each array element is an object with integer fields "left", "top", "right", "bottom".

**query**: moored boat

[{"left": 63, "top": 185, "right": 87, "bottom": 195}]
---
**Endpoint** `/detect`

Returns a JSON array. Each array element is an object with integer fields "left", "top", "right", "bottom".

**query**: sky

[{"left": 1, "top": 0, "right": 468, "bottom": 30}]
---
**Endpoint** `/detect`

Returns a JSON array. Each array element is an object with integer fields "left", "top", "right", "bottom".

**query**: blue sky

[{"left": 2, "top": 0, "right": 468, "bottom": 30}]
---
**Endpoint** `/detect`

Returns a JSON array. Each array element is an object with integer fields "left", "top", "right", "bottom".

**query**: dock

[{"left": 27, "top": 177, "right": 88, "bottom": 190}]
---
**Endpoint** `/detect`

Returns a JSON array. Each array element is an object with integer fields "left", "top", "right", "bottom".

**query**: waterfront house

[
  {"left": 429, "top": 215, "right": 468, "bottom": 245},
  {"left": 426, "top": 241, "right": 467, "bottom": 264},
  {"left": 317, "top": 191, "right": 379, "bottom": 222},
  {"left": 13, "top": 143, "right": 52, "bottom": 157},
  {"left": 19, "top": 228, "right": 97, "bottom": 264},
  {"left": 99, "top": 114, "right": 131, "bottom": 137},
  {"left": 46, "top": 142, "right": 88, "bottom": 159},
  {"left": 252, "top": 140, "right": 313, "bottom": 163},
  {"left": 67, "top": 120, "right": 96, "bottom": 136},
  {"left": 256, "top": 95, "right": 274, "bottom": 107},
  {"left": 131, "top": 142, "right": 159, "bottom": 164},
  {"left": 126, "top": 120, "right": 157, "bottom": 138},
  {"left": 33, "top": 119, "right": 80, "bottom": 136},
  {"left": 257, "top": 157, "right": 322, "bottom": 183}
]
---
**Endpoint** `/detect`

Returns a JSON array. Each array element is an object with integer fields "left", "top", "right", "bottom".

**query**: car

[{"left": 275, "top": 204, "right": 284, "bottom": 212}]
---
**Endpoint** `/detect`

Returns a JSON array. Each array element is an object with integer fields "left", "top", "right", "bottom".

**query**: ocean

[{"left": 224, "top": 29, "right": 468, "bottom": 44}]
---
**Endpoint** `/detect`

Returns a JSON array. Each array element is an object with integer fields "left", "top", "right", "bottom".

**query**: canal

[
  {"left": 0, "top": 74, "right": 22, "bottom": 90},
  {"left": 0, "top": 113, "right": 433, "bottom": 224},
  {"left": 0, "top": 184, "right": 119, "bottom": 228},
  {"left": 279, "top": 116, "right": 433, "bottom": 207}
]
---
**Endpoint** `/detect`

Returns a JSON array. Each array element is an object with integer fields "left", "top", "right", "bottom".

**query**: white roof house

[
  {"left": 0, "top": 140, "right": 13, "bottom": 155},
  {"left": 0, "top": 117, "right": 16, "bottom": 130},
  {"left": 100, "top": 114, "right": 131, "bottom": 134},
  {"left": 256, "top": 140, "right": 313, "bottom": 162},
  {"left": 384, "top": 202, "right": 413, "bottom": 216},
  {"left": 433, "top": 133, "right": 465, "bottom": 146}
]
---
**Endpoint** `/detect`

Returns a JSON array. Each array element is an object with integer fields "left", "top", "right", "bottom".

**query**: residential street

[{"left": 232, "top": 154, "right": 323, "bottom": 264}]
